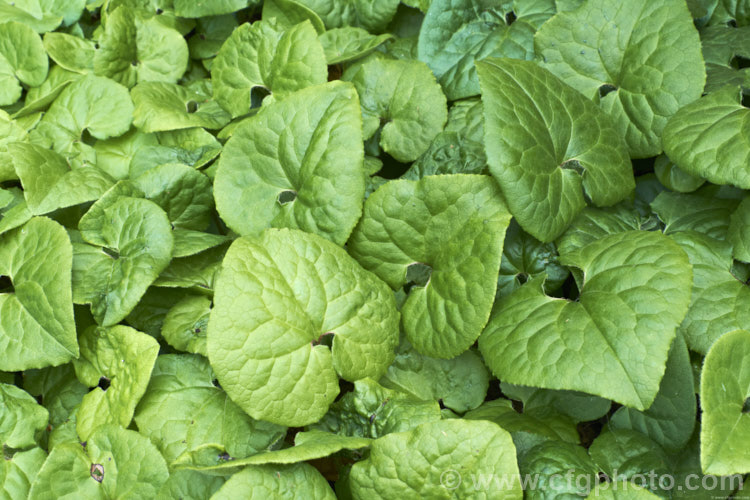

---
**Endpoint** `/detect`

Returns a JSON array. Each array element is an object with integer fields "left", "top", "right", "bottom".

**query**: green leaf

[
  {"left": 17, "top": 66, "right": 80, "bottom": 119},
  {"left": 125, "top": 286, "right": 188, "bottom": 338},
  {"left": 296, "top": 0, "right": 401, "bottom": 32},
  {"left": 701, "top": 25, "right": 750, "bottom": 94},
  {"left": 93, "top": 6, "right": 188, "bottom": 88},
  {"left": 33, "top": 74, "right": 134, "bottom": 153},
  {"left": 131, "top": 81, "right": 231, "bottom": 132},
  {"left": 187, "top": 14, "right": 238, "bottom": 60},
  {"left": 464, "top": 399, "right": 579, "bottom": 458},
  {"left": 154, "top": 243, "right": 226, "bottom": 289},
  {"left": 10, "top": 142, "right": 114, "bottom": 215},
  {"left": 700, "top": 329, "right": 750, "bottom": 474},
  {"left": 173, "top": 430, "right": 370, "bottom": 472},
  {"left": 211, "top": 463, "right": 336, "bottom": 500},
  {"left": 403, "top": 98, "right": 487, "bottom": 180},
  {"left": 609, "top": 334, "right": 696, "bottom": 452},
  {"left": 348, "top": 175, "right": 512, "bottom": 358},
  {"left": 663, "top": 86, "right": 750, "bottom": 189},
  {"left": 0, "top": 447, "right": 46, "bottom": 500},
  {"left": 262, "top": 0, "right": 326, "bottom": 34},
  {"left": 588, "top": 429, "right": 671, "bottom": 496},
  {"left": 0, "top": 217, "right": 78, "bottom": 371},
  {"left": 29, "top": 424, "right": 169, "bottom": 499},
  {"left": 666, "top": 231, "right": 750, "bottom": 354},
  {"left": 0, "top": 21, "right": 48, "bottom": 106},
  {"left": 211, "top": 20, "right": 327, "bottom": 118},
  {"left": 0, "top": 110, "right": 27, "bottom": 182},
  {"left": 535, "top": 0, "right": 706, "bottom": 157},
  {"left": 346, "top": 57, "right": 447, "bottom": 162},
  {"left": 42, "top": 32, "right": 95, "bottom": 74},
  {"left": 379, "top": 339, "right": 489, "bottom": 412},
  {"left": 0, "top": 3, "right": 62, "bottom": 33},
  {"left": 161, "top": 295, "right": 211, "bottom": 355},
  {"left": 319, "top": 27, "right": 393, "bottom": 64},
  {"left": 133, "top": 163, "right": 213, "bottom": 230},
  {"left": 730, "top": 197, "right": 750, "bottom": 262},
  {"left": 74, "top": 194, "right": 174, "bottom": 326},
  {"left": 24, "top": 364, "right": 88, "bottom": 428},
  {"left": 418, "top": 0, "right": 542, "bottom": 100},
  {"left": 173, "top": 0, "right": 250, "bottom": 17},
  {"left": 93, "top": 129, "right": 159, "bottom": 181},
  {"left": 208, "top": 228, "right": 400, "bottom": 427},
  {"left": 311, "top": 378, "right": 441, "bottom": 438},
  {"left": 213, "top": 81, "right": 365, "bottom": 245},
  {"left": 520, "top": 441, "right": 598, "bottom": 499},
  {"left": 477, "top": 57, "right": 634, "bottom": 242},
  {"left": 349, "top": 419, "right": 522, "bottom": 499},
  {"left": 171, "top": 229, "right": 228, "bottom": 258},
  {"left": 651, "top": 190, "right": 738, "bottom": 241},
  {"left": 134, "top": 354, "right": 285, "bottom": 464},
  {"left": 156, "top": 470, "right": 225, "bottom": 500},
  {"left": 500, "top": 383, "right": 612, "bottom": 423},
  {"left": 73, "top": 325, "right": 159, "bottom": 441},
  {"left": 0, "top": 383, "right": 48, "bottom": 449},
  {"left": 653, "top": 154, "right": 705, "bottom": 194},
  {"left": 479, "top": 230, "right": 693, "bottom": 410},
  {"left": 497, "top": 220, "right": 569, "bottom": 299}
]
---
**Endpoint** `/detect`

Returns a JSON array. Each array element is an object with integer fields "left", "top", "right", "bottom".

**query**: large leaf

[
  {"left": 345, "top": 57, "right": 448, "bottom": 163},
  {"left": 134, "top": 354, "right": 286, "bottom": 463},
  {"left": 211, "top": 463, "right": 336, "bottom": 500},
  {"left": 23, "top": 364, "right": 87, "bottom": 429},
  {"left": 609, "top": 334, "right": 696, "bottom": 452},
  {"left": 208, "top": 228, "right": 400, "bottom": 427},
  {"left": 311, "top": 378, "right": 441, "bottom": 438},
  {"left": 663, "top": 85, "right": 750, "bottom": 189},
  {"left": 477, "top": 57, "right": 634, "bottom": 242},
  {"left": 0, "top": 21, "right": 48, "bottom": 106},
  {"left": 0, "top": 217, "right": 77, "bottom": 371},
  {"left": 664, "top": 230, "right": 750, "bottom": 354},
  {"left": 42, "top": 32, "right": 94, "bottom": 74},
  {"left": 348, "top": 419, "right": 522, "bottom": 499},
  {"left": 319, "top": 27, "right": 392, "bottom": 64},
  {"left": 418, "top": 0, "right": 543, "bottom": 100},
  {"left": 701, "top": 25, "right": 750, "bottom": 94},
  {"left": 295, "top": 0, "right": 401, "bottom": 32},
  {"left": 73, "top": 325, "right": 159, "bottom": 441},
  {"left": 479, "top": 230, "right": 692, "bottom": 410},
  {"left": 211, "top": 19, "right": 327, "bottom": 117},
  {"left": 32, "top": 74, "right": 133, "bottom": 153},
  {"left": 29, "top": 425, "right": 169, "bottom": 499},
  {"left": 10, "top": 142, "right": 114, "bottom": 215},
  {"left": 74, "top": 194, "right": 174, "bottom": 326},
  {"left": 93, "top": 6, "right": 188, "bottom": 88},
  {"left": 0, "top": 383, "right": 48, "bottom": 449},
  {"left": 379, "top": 339, "right": 489, "bottom": 412},
  {"left": 131, "top": 81, "right": 231, "bottom": 132},
  {"left": 0, "top": 447, "right": 46, "bottom": 500},
  {"left": 700, "top": 329, "right": 750, "bottom": 475},
  {"left": 213, "top": 81, "right": 365, "bottom": 245},
  {"left": 535, "top": 0, "right": 706, "bottom": 157},
  {"left": 348, "top": 174, "right": 512, "bottom": 358}
]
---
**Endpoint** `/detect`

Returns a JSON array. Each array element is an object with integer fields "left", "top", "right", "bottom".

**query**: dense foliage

[{"left": 1, "top": 0, "right": 749, "bottom": 498}]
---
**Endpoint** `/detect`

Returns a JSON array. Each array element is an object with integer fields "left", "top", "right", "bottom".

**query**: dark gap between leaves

[
  {"left": 598, "top": 84, "right": 617, "bottom": 98},
  {"left": 505, "top": 11, "right": 517, "bottom": 25},
  {"left": 0, "top": 275, "right": 14, "bottom": 294},
  {"left": 404, "top": 262, "right": 432, "bottom": 293},
  {"left": 81, "top": 129, "right": 97, "bottom": 147},
  {"left": 185, "top": 100, "right": 199, "bottom": 114},
  {"left": 212, "top": 379, "right": 222, "bottom": 389},
  {"left": 102, "top": 247, "right": 120, "bottom": 260},
  {"left": 560, "top": 159, "right": 585, "bottom": 175},
  {"left": 516, "top": 272, "right": 529, "bottom": 285},
  {"left": 250, "top": 86, "right": 271, "bottom": 109},
  {"left": 97, "top": 377, "right": 110, "bottom": 391},
  {"left": 631, "top": 156, "right": 657, "bottom": 175},
  {"left": 376, "top": 152, "right": 411, "bottom": 179},
  {"left": 277, "top": 190, "right": 297, "bottom": 205},
  {"left": 731, "top": 54, "right": 750, "bottom": 69},
  {"left": 742, "top": 397, "right": 750, "bottom": 413}
]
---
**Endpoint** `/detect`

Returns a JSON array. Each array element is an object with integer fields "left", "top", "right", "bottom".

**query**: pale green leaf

[
  {"left": 42, "top": 32, "right": 94, "bottom": 74},
  {"left": 211, "top": 20, "right": 327, "bottom": 118},
  {"left": 210, "top": 463, "right": 336, "bottom": 500},
  {"left": 73, "top": 325, "right": 159, "bottom": 441},
  {"left": 477, "top": 57, "right": 634, "bottom": 242},
  {"left": 296, "top": 0, "right": 401, "bottom": 32},
  {"left": 319, "top": 27, "right": 393, "bottom": 64},
  {"left": 535, "top": 0, "right": 706, "bottom": 157},
  {"left": 208, "top": 228, "right": 400, "bottom": 426},
  {"left": 479, "top": 230, "right": 693, "bottom": 410},
  {"left": 213, "top": 81, "right": 365, "bottom": 245},
  {"left": 0, "top": 217, "right": 78, "bottom": 371},
  {"left": 0, "top": 21, "right": 48, "bottom": 106},
  {"left": 131, "top": 81, "right": 231, "bottom": 132},
  {"left": 348, "top": 175, "right": 512, "bottom": 358},
  {"left": 346, "top": 57, "right": 447, "bottom": 162},
  {"left": 0, "top": 383, "right": 48, "bottom": 449}
]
